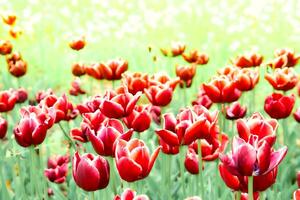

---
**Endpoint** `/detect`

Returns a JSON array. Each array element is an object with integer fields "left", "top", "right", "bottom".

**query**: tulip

[
  {"left": 72, "top": 152, "right": 109, "bottom": 191},
  {"left": 76, "top": 95, "right": 102, "bottom": 114},
  {"left": 115, "top": 139, "right": 161, "bottom": 182},
  {"left": 1, "top": 12, "right": 17, "bottom": 25},
  {"left": 87, "top": 118, "right": 133, "bottom": 156},
  {"left": 6, "top": 52, "right": 27, "bottom": 77},
  {"left": 175, "top": 64, "right": 196, "bottom": 88},
  {"left": 71, "top": 63, "right": 86, "bottom": 76},
  {"left": 14, "top": 106, "right": 55, "bottom": 147},
  {"left": 220, "top": 136, "right": 287, "bottom": 177},
  {"left": 232, "top": 53, "right": 263, "bottom": 68},
  {"left": 148, "top": 73, "right": 179, "bottom": 91},
  {"left": 69, "top": 78, "right": 86, "bottom": 96},
  {"left": 192, "top": 85, "right": 213, "bottom": 109},
  {"left": 171, "top": 42, "right": 186, "bottom": 57},
  {"left": 236, "top": 112, "right": 278, "bottom": 144},
  {"left": 265, "top": 67, "right": 298, "bottom": 91},
  {"left": 159, "top": 138, "right": 179, "bottom": 154},
  {"left": 99, "top": 58, "right": 128, "bottom": 80},
  {"left": 274, "top": 48, "right": 300, "bottom": 67},
  {"left": 123, "top": 105, "right": 151, "bottom": 132},
  {"left": 297, "top": 171, "right": 300, "bottom": 187},
  {"left": 149, "top": 105, "right": 161, "bottom": 124},
  {"left": 9, "top": 26, "right": 22, "bottom": 39},
  {"left": 267, "top": 56, "right": 288, "bottom": 69},
  {"left": 35, "top": 89, "right": 54, "bottom": 104},
  {"left": 85, "top": 63, "right": 103, "bottom": 80},
  {"left": 294, "top": 108, "right": 300, "bottom": 123},
  {"left": 182, "top": 50, "right": 209, "bottom": 65},
  {"left": 233, "top": 68, "right": 260, "bottom": 91},
  {"left": 240, "top": 193, "right": 260, "bottom": 200},
  {"left": 44, "top": 155, "right": 69, "bottom": 184},
  {"left": 14, "top": 88, "right": 28, "bottom": 103},
  {"left": 264, "top": 93, "right": 295, "bottom": 119},
  {"left": 69, "top": 36, "right": 86, "bottom": 51},
  {"left": 144, "top": 84, "right": 174, "bottom": 107},
  {"left": 226, "top": 102, "right": 247, "bottom": 120},
  {"left": 0, "top": 90, "right": 17, "bottom": 112},
  {"left": 122, "top": 72, "right": 149, "bottom": 95},
  {"left": 0, "top": 40, "right": 13, "bottom": 55},
  {"left": 0, "top": 116, "right": 8, "bottom": 139},
  {"left": 114, "top": 188, "right": 149, "bottom": 200},
  {"left": 100, "top": 87, "right": 141, "bottom": 118},
  {"left": 294, "top": 189, "right": 300, "bottom": 200},
  {"left": 203, "top": 75, "right": 242, "bottom": 103},
  {"left": 218, "top": 65, "right": 238, "bottom": 78}
]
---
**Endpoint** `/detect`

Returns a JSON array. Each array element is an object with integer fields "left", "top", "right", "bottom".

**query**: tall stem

[
  {"left": 108, "top": 157, "right": 117, "bottom": 195},
  {"left": 235, "top": 191, "right": 241, "bottom": 200},
  {"left": 29, "top": 146, "right": 36, "bottom": 198},
  {"left": 248, "top": 176, "right": 254, "bottom": 200},
  {"left": 197, "top": 139, "right": 204, "bottom": 198},
  {"left": 58, "top": 122, "right": 76, "bottom": 150},
  {"left": 179, "top": 146, "right": 186, "bottom": 197}
]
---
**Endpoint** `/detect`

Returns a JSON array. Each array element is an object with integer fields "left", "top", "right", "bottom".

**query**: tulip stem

[
  {"left": 248, "top": 176, "right": 254, "bottom": 200},
  {"left": 179, "top": 146, "right": 186, "bottom": 197},
  {"left": 58, "top": 122, "right": 76, "bottom": 150},
  {"left": 29, "top": 146, "right": 37, "bottom": 198},
  {"left": 90, "top": 192, "right": 95, "bottom": 200},
  {"left": 197, "top": 139, "right": 204, "bottom": 199},
  {"left": 235, "top": 191, "right": 241, "bottom": 200},
  {"left": 108, "top": 157, "right": 117, "bottom": 195}
]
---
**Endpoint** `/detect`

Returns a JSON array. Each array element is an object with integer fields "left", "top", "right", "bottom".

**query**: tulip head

[
  {"left": 264, "top": 93, "right": 295, "bottom": 119},
  {"left": 226, "top": 102, "right": 247, "bottom": 120},
  {"left": 0, "top": 116, "right": 8, "bottom": 139}
]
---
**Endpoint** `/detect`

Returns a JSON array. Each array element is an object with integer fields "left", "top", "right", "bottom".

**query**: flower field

[{"left": 1, "top": 0, "right": 300, "bottom": 200}]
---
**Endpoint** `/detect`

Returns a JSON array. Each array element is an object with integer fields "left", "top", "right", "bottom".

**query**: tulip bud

[
  {"left": 71, "top": 63, "right": 86, "bottom": 76},
  {"left": 0, "top": 40, "right": 13, "bottom": 55},
  {"left": 69, "top": 36, "right": 86, "bottom": 51},
  {"left": 264, "top": 93, "right": 295, "bottom": 119},
  {"left": 6, "top": 52, "right": 27, "bottom": 77},
  {"left": 0, "top": 90, "right": 17, "bottom": 112}
]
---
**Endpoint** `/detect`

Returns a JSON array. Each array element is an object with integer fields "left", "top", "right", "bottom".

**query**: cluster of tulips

[{"left": 1, "top": 12, "right": 300, "bottom": 200}]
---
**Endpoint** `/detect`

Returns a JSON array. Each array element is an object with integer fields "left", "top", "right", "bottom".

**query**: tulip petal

[
  {"left": 116, "top": 157, "right": 143, "bottom": 182},
  {"left": 155, "top": 129, "right": 180, "bottom": 146},
  {"left": 264, "top": 146, "right": 288, "bottom": 175}
]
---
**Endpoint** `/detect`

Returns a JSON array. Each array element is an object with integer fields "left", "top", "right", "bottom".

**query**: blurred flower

[
  {"left": 265, "top": 67, "right": 298, "bottom": 91},
  {"left": 115, "top": 139, "right": 161, "bottom": 182},
  {"left": 35, "top": 89, "right": 54, "bottom": 104},
  {"left": 99, "top": 58, "right": 128, "bottom": 80},
  {"left": 122, "top": 72, "right": 149, "bottom": 95},
  {"left": 294, "top": 189, "right": 300, "bottom": 200},
  {"left": 87, "top": 118, "right": 133, "bottom": 156},
  {"left": 0, "top": 116, "right": 8, "bottom": 139},
  {"left": 175, "top": 64, "right": 196, "bottom": 88},
  {"left": 6, "top": 52, "right": 27, "bottom": 77},
  {"left": 69, "top": 78, "right": 86, "bottom": 96},
  {"left": 294, "top": 108, "right": 300, "bottom": 123},
  {"left": 267, "top": 56, "right": 288, "bottom": 69},
  {"left": 232, "top": 52, "right": 263, "bottom": 68},
  {"left": 0, "top": 40, "right": 13, "bottom": 55},
  {"left": 123, "top": 105, "right": 151, "bottom": 132},
  {"left": 264, "top": 93, "right": 295, "bottom": 119},
  {"left": 182, "top": 50, "right": 209, "bottom": 65},
  {"left": 44, "top": 155, "right": 69, "bottom": 184},
  {"left": 71, "top": 63, "right": 86, "bottom": 77},
  {"left": 13, "top": 88, "right": 28, "bottom": 103},
  {"left": 225, "top": 102, "right": 247, "bottom": 120},
  {"left": 192, "top": 85, "right": 213, "bottom": 109},
  {"left": 76, "top": 96, "right": 102, "bottom": 114},
  {"left": 144, "top": 84, "right": 174, "bottom": 107},
  {"left": 203, "top": 75, "right": 241, "bottom": 103},
  {"left": 274, "top": 48, "right": 300, "bottom": 67},
  {"left": 9, "top": 27, "right": 22, "bottom": 39},
  {"left": 47, "top": 188, "right": 54, "bottom": 197},
  {"left": 0, "top": 90, "right": 17, "bottom": 112},
  {"left": 72, "top": 152, "right": 109, "bottom": 191},
  {"left": 114, "top": 188, "right": 149, "bottom": 200},
  {"left": 233, "top": 68, "right": 259, "bottom": 91},
  {"left": 171, "top": 42, "right": 186, "bottom": 57},
  {"left": 85, "top": 63, "right": 103, "bottom": 80},
  {"left": 69, "top": 36, "right": 86, "bottom": 51},
  {"left": 100, "top": 87, "right": 141, "bottom": 118},
  {"left": 148, "top": 73, "right": 179, "bottom": 91},
  {"left": 1, "top": 12, "right": 17, "bottom": 25}
]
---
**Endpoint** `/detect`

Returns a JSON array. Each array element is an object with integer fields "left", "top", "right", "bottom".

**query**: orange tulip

[{"left": 265, "top": 67, "right": 298, "bottom": 91}]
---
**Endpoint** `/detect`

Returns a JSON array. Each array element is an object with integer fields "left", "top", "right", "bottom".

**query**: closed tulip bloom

[
  {"left": 294, "top": 189, "right": 300, "bottom": 200},
  {"left": 100, "top": 87, "right": 141, "bottom": 118},
  {"left": 6, "top": 52, "right": 27, "bottom": 77},
  {"left": 192, "top": 85, "right": 213, "bottom": 109},
  {"left": 76, "top": 96, "right": 102, "bottom": 114},
  {"left": 203, "top": 75, "right": 241, "bottom": 103},
  {"left": 274, "top": 48, "right": 300, "bottom": 67},
  {"left": 171, "top": 42, "right": 186, "bottom": 57},
  {"left": 44, "top": 155, "right": 69, "bottom": 184},
  {"left": 69, "top": 78, "right": 86, "bottom": 96},
  {"left": 220, "top": 136, "right": 287, "bottom": 177},
  {"left": 85, "top": 63, "right": 103, "bottom": 80},
  {"left": 114, "top": 188, "right": 149, "bottom": 200},
  {"left": 87, "top": 118, "right": 133, "bottom": 156},
  {"left": 123, "top": 105, "right": 151, "bottom": 132},
  {"left": 115, "top": 139, "right": 161, "bottom": 182},
  {"left": 0, "top": 90, "right": 17, "bottom": 112},
  {"left": 233, "top": 68, "right": 260, "bottom": 91},
  {"left": 69, "top": 36, "right": 86, "bottom": 51},
  {"left": 232, "top": 52, "right": 263, "bottom": 68},
  {"left": 264, "top": 93, "right": 295, "bottom": 119},
  {"left": 294, "top": 108, "right": 300, "bottom": 123},
  {"left": 236, "top": 112, "right": 278, "bottom": 145},
  {"left": 1, "top": 12, "right": 17, "bottom": 25},
  {"left": 144, "top": 84, "right": 174, "bottom": 107},
  {"left": 185, "top": 148, "right": 200, "bottom": 174},
  {"left": 122, "top": 72, "right": 149, "bottom": 95},
  {"left": 226, "top": 102, "right": 247, "bottom": 120},
  {"left": 14, "top": 88, "right": 28, "bottom": 103},
  {"left": 265, "top": 67, "right": 298, "bottom": 91},
  {"left": 182, "top": 50, "right": 209, "bottom": 65},
  {"left": 176, "top": 64, "right": 196, "bottom": 88},
  {"left": 72, "top": 152, "right": 109, "bottom": 191},
  {"left": 14, "top": 106, "right": 55, "bottom": 147},
  {"left": 0, "top": 116, "right": 8, "bottom": 139},
  {"left": 71, "top": 63, "right": 86, "bottom": 76},
  {"left": 99, "top": 58, "right": 128, "bottom": 80},
  {"left": 0, "top": 40, "right": 13, "bottom": 55}
]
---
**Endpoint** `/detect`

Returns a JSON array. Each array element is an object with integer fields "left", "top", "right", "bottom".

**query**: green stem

[
  {"left": 58, "top": 122, "right": 76, "bottom": 150},
  {"left": 29, "top": 146, "right": 36, "bottom": 198},
  {"left": 167, "top": 155, "right": 172, "bottom": 200},
  {"left": 183, "top": 85, "right": 188, "bottom": 107},
  {"left": 90, "top": 192, "right": 95, "bottom": 200},
  {"left": 112, "top": 80, "right": 115, "bottom": 90},
  {"left": 197, "top": 139, "right": 204, "bottom": 198},
  {"left": 108, "top": 157, "right": 117, "bottom": 195},
  {"left": 235, "top": 191, "right": 241, "bottom": 200},
  {"left": 248, "top": 176, "right": 254, "bottom": 200},
  {"left": 179, "top": 146, "right": 186, "bottom": 197}
]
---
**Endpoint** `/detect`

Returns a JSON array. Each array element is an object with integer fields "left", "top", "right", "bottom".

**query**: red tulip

[
  {"left": 69, "top": 36, "right": 86, "bottom": 51},
  {"left": 220, "top": 135, "right": 287, "bottom": 177},
  {"left": 87, "top": 118, "right": 133, "bottom": 156},
  {"left": 123, "top": 105, "right": 151, "bottom": 132},
  {"left": 14, "top": 106, "right": 55, "bottom": 147},
  {"left": 114, "top": 188, "right": 149, "bottom": 200},
  {"left": 267, "top": 56, "right": 288, "bottom": 69},
  {"left": 115, "top": 139, "right": 161, "bottom": 182},
  {"left": 203, "top": 75, "right": 241, "bottom": 103},
  {"left": 122, "top": 72, "right": 149, "bottom": 95},
  {"left": 175, "top": 64, "right": 196, "bottom": 88},
  {"left": 36, "top": 89, "right": 54, "bottom": 104},
  {"left": 159, "top": 138, "right": 179, "bottom": 155},
  {"left": 226, "top": 102, "right": 247, "bottom": 120},
  {"left": 72, "top": 152, "right": 109, "bottom": 191},
  {"left": 71, "top": 63, "right": 86, "bottom": 76},
  {"left": 144, "top": 84, "right": 174, "bottom": 107},
  {"left": 236, "top": 112, "right": 277, "bottom": 145},
  {"left": 171, "top": 42, "right": 186, "bottom": 57},
  {"left": 265, "top": 67, "right": 298, "bottom": 91},
  {"left": 182, "top": 50, "right": 209, "bottom": 65},
  {"left": 76, "top": 96, "right": 102, "bottom": 114},
  {"left": 9, "top": 26, "right": 22, "bottom": 39},
  {"left": 148, "top": 73, "right": 179, "bottom": 91},
  {"left": 44, "top": 155, "right": 69, "bottom": 184},
  {"left": 100, "top": 87, "right": 141, "bottom": 118},
  {"left": 294, "top": 189, "right": 300, "bottom": 200},
  {"left": 233, "top": 68, "right": 260, "bottom": 91},
  {"left": 297, "top": 171, "right": 300, "bottom": 187},
  {"left": 264, "top": 93, "right": 295, "bottom": 119},
  {"left": 149, "top": 105, "right": 161, "bottom": 125},
  {"left": 0, "top": 90, "right": 17, "bottom": 112},
  {"left": 274, "top": 48, "right": 300, "bottom": 67},
  {"left": 294, "top": 108, "right": 300, "bottom": 123},
  {"left": 99, "top": 58, "right": 128, "bottom": 80},
  {"left": 85, "top": 63, "right": 103, "bottom": 80},
  {"left": 6, "top": 52, "right": 27, "bottom": 77},
  {"left": 1, "top": 12, "right": 17, "bottom": 25},
  {"left": 192, "top": 85, "right": 213, "bottom": 109},
  {"left": 232, "top": 52, "right": 263, "bottom": 68},
  {"left": 0, "top": 116, "right": 8, "bottom": 139},
  {"left": 14, "top": 88, "right": 28, "bottom": 103},
  {"left": 0, "top": 39, "right": 13, "bottom": 55},
  {"left": 218, "top": 66, "right": 238, "bottom": 78},
  {"left": 69, "top": 78, "right": 86, "bottom": 96}
]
